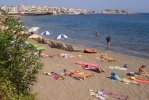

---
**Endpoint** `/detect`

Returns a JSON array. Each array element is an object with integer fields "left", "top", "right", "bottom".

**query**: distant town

[{"left": 0, "top": 4, "right": 131, "bottom": 16}]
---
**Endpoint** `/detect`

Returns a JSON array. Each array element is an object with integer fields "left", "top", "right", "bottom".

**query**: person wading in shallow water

[
  {"left": 96, "top": 32, "right": 100, "bottom": 37},
  {"left": 106, "top": 35, "right": 111, "bottom": 49}
]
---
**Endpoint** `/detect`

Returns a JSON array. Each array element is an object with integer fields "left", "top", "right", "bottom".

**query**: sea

[{"left": 22, "top": 14, "right": 149, "bottom": 59}]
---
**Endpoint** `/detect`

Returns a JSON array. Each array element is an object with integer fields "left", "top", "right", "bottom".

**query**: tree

[{"left": 0, "top": 10, "right": 42, "bottom": 100}]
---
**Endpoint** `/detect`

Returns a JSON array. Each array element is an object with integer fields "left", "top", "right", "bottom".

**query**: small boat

[{"left": 83, "top": 49, "right": 97, "bottom": 53}]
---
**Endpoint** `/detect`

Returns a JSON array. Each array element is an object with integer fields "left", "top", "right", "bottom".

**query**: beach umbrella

[
  {"left": 28, "top": 27, "right": 39, "bottom": 32},
  {"left": 41, "top": 31, "right": 53, "bottom": 35},
  {"left": 56, "top": 34, "right": 68, "bottom": 39},
  {"left": 28, "top": 34, "right": 42, "bottom": 39}
]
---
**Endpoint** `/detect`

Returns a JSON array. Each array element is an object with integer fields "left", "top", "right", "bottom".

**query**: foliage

[
  {"left": 0, "top": 78, "right": 17, "bottom": 100},
  {"left": 0, "top": 10, "right": 42, "bottom": 100}
]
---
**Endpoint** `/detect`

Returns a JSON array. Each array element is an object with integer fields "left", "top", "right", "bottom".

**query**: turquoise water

[{"left": 22, "top": 14, "right": 149, "bottom": 58}]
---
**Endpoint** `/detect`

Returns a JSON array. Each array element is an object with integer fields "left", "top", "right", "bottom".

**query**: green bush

[{"left": 0, "top": 11, "right": 42, "bottom": 100}]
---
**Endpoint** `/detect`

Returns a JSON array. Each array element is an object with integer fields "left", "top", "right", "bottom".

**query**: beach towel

[
  {"left": 43, "top": 72, "right": 65, "bottom": 80},
  {"left": 57, "top": 53, "right": 74, "bottom": 58},
  {"left": 130, "top": 76, "right": 149, "bottom": 84},
  {"left": 75, "top": 61, "right": 98, "bottom": 68},
  {"left": 89, "top": 89, "right": 107, "bottom": 100},
  {"left": 75, "top": 61, "right": 101, "bottom": 73},
  {"left": 100, "top": 89, "right": 128, "bottom": 100},
  {"left": 109, "top": 66, "right": 127, "bottom": 71}
]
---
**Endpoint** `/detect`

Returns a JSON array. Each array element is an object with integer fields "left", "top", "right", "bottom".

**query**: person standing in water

[
  {"left": 96, "top": 32, "right": 100, "bottom": 37},
  {"left": 106, "top": 35, "right": 111, "bottom": 49}
]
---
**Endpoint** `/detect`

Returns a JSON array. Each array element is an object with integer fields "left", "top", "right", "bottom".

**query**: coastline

[
  {"left": 43, "top": 36, "right": 149, "bottom": 61},
  {"left": 29, "top": 36, "right": 149, "bottom": 100},
  {"left": 42, "top": 36, "right": 149, "bottom": 60},
  {"left": 22, "top": 14, "right": 149, "bottom": 59}
]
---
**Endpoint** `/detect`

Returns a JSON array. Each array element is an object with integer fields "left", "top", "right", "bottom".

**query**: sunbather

[
  {"left": 63, "top": 69, "right": 94, "bottom": 80},
  {"left": 139, "top": 65, "right": 149, "bottom": 77},
  {"left": 75, "top": 61, "right": 105, "bottom": 73},
  {"left": 63, "top": 69, "right": 74, "bottom": 76},
  {"left": 82, "top": 64, "right": 105, "bottom": 73},
  {"left": 99, "top": 54, "right": 115, "bottom": 62},
  {"left": 111, "top": 72, "right": 138, "bottom": 84},
  {"left": 62, "top": 69, "right": 83, "bottom": 80},
  {"left": 74, "top": 72, "right": 95, "bottom": 80}
]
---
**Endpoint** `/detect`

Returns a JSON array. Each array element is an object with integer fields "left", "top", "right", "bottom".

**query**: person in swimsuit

[
  {"left": 96, "top": 32, "right": 100, "bottom": 37},
  {"left": 106, "top": 35, "right": 111, "bottom": 49},
  {"left": 139, "top": 65, "right": 149, "bottom": 77}
]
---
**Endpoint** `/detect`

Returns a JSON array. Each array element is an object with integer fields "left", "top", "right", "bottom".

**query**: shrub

[{"left": 0, "top": 11, "right": 42, "bottom": 99}]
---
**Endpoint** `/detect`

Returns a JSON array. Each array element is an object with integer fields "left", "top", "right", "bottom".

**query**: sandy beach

[{"left": 30, "top": 38, "right": 149, "bottom": 100}]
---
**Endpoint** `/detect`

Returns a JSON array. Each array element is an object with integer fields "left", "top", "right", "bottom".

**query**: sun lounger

[
  {"left": 49, "top": 41, "right": 58, "bottom": 48},
  {"left": 65, "top": 44, "right": 82, "bottom": 52},
  {"left": 37, "top": 38, "right": 50, "bottom": 44},
  {"left": 49, "top": 41, "right": 67, "bottom": 50},
  {"left": 56, "top": 42, "right": 67, "bottom": 50}
]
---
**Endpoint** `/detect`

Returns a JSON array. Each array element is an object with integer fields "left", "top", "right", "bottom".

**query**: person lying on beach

[
  {"left": 139, "top": 65, "right": 149, "bottom": 77},
  {"left": 82, "top": 64, "right": 105, "bottom": 73},
  {"left": 62, "top": 69, "right": 83, "bottom": 80},
  {"left": 62, "top": 69, "right": 95, "bottom": 80},
  {"left": 99, "top": 54, "right": 115, "bottom": 62},
  {"left": 111, "top": 72, "right": 138, "bottom": 84},
  {"left": 75, "top": 61, "right": 105, "bottom": 73},
  {"left": 74, "top": 71, "right": 95, "bottom": 80}
]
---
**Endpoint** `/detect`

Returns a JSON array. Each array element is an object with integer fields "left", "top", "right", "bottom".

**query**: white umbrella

[
  {"left": 28, "top": 27, "right": 39, "bottom": 32},
  {"left": 41, "top": 31, "right": 53, "bottom": 35},
  {"left": 56, "top": 34, "right": 68, "bottom": 39}
]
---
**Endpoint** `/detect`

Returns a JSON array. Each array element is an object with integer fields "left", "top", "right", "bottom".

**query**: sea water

[{"left": 22, "top": 14, "right": 149, "bottom": 58}]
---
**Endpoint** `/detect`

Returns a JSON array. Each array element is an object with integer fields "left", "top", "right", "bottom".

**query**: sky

[{"left": 0, "top": 0, "right": 149, "bottom": 13}]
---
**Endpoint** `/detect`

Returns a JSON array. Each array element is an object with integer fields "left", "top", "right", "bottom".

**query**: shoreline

[
  {"left": 29, "top": 36, "right": 148, "bottom": 63},
  {"left": 7, "top": 12, "right": 136, "bottom": 17},
  {"left": 29, "top": 36, "right": 149, "bottom": 71},
  {"left": 42, "top": 36, "right": 149, "bottom": 60}
]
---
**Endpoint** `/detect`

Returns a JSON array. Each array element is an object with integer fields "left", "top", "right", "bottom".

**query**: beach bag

[{"left": 111, "top": 72, "right": 119, "bottom": 80}]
